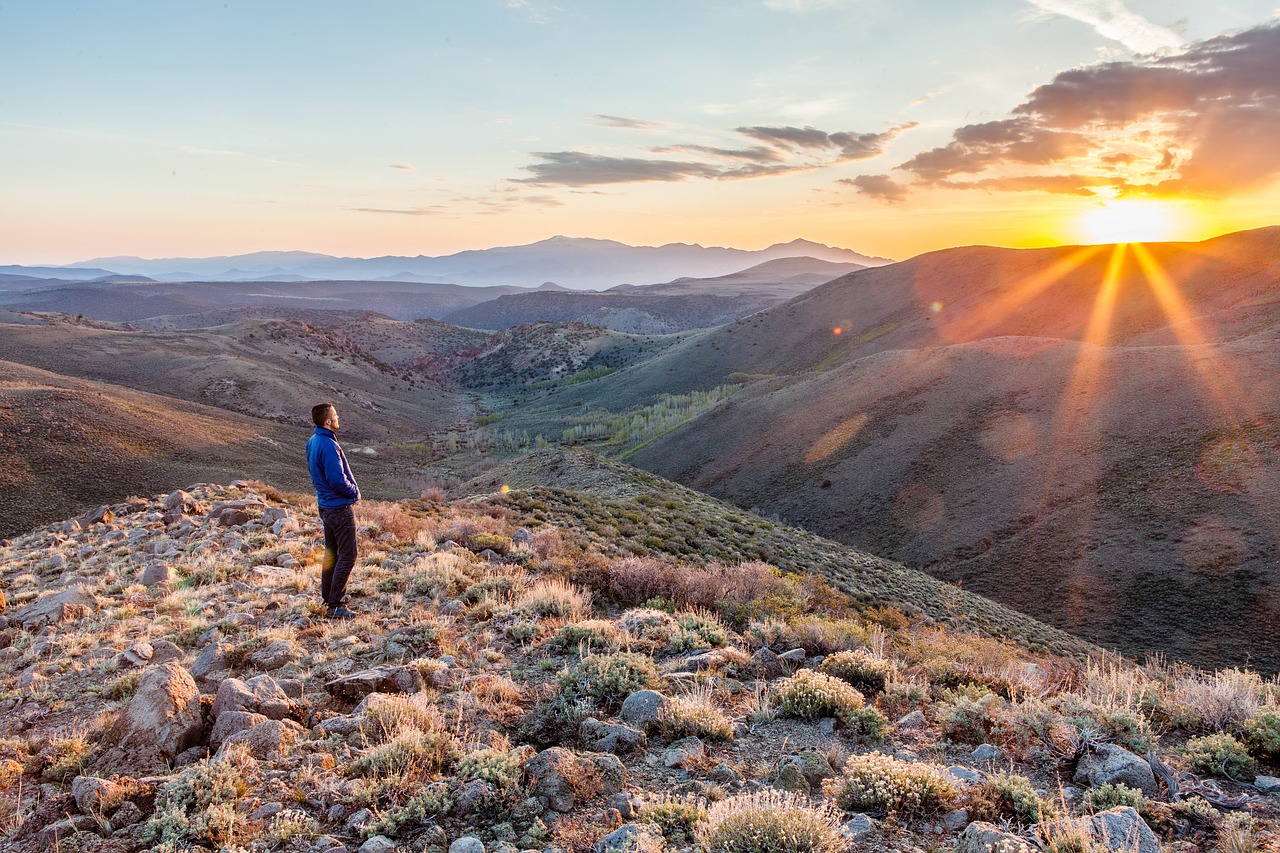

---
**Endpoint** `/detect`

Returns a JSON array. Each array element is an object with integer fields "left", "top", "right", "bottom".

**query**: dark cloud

[
  {"left": 518, "top": 122, "right": 914, "bottom": 187},
  {"left": 887, "top": 21, "right": 1280, "bottom": 199},
  {"left": 519, "top": 152, "right": 723, "bottom": 186},
  {"left": 389, "top": 163, "right": 413, "bottom": 171},
  {"left": 901, "top": 118, "right": 1093, "bottom": 180},
  {"left": 596, "top": 115, "right": 667, "bottom": 130},
  {"left": 840, "top": 174, "right": 908, "bottom": 202}
]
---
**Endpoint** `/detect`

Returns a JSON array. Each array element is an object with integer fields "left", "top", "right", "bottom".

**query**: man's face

[{"left": 325, "top": 407, "right": 340, "bottom": 431}]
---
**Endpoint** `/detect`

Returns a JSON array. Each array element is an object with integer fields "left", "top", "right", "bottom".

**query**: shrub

[
  {"left": 456, "top": 747, "right": 525, "bottom": 798},
  {"left": 1082, "top": 782, "right": 1146, "bottom": 813},
  {"left": 517, "top": 578, "right": 592, "bottom": 620},
  {"left": 39, "top": 735, "right": 93, "bottom": 782},
  {"left": 1243, "top": 708, "right": 1280, "bottom": 757},
  {"left": 1050, "top": 694, "right": 1154, "bottom": 755},
  {"left": 637, "top": 795, "right": 706, "bottom": 846},
  {"left": 260, "top": 808, "right": 321, "bottom": 847},
  {"left": 104, "top": 670, "right": 143, "bottom": 701},
  {"left": 823, "top": 752, "right": 957, "bottom": 818},
  {"left": 143, "top": 749, "right": 250, "bottom": 847},
  {"left": 1180, "top": 732, "right": 1256, "bottom": 781},
  {"left": 560, "top": 652, "right": 662, "bottom": 711},
  {"left": 669, "top": 610, "right": 729, "bottom": 651},
  {"left": 695, "top": 789, "right": 846, "bottom": 853},
  {"left": 362, "top": 693, "right": 445, "bottom": 745},
  {"left": 618, "top": 608, "right": 680, "bottom": 645},
  {"left": 937, "top": 686, "right": 1002, "bottom": 745},
  {"left": 818, "top": 649, "right": 898, "bottom": 694},
  {"left": 773, "top": 669, "right": 872, "bottom": 729},
  {"left": 786, "top": 616, "right": 867, "bottom": 654},
  {"left": 1163, "top": 666, "right": 1265, "bottom": 731},
  {"left": 467, "top": 532, "right": 512, "bottom": 555},
  {"left": 658, "top": 687, "right": 735, "bottom": 741},
  {"left": 349, "top": 728, "right": 458, "bottom": 781},
  {"left": 406, "top": 552, "right": 479, "bottom": 600},
  {"left": 1217, "top": 812, "right": 1260, "bottom": 853},
  {"left": 357, "top": 783, "right": 452, "bottom": 838},
  {"left": 549, "top": 619, "right": 625, "bottom": 653},
  {"left": 975, "top": 772, "right": 1053, "bottom": 825},
  {"left": 355, "top": 500, "right": 428, "bottom": 542}
]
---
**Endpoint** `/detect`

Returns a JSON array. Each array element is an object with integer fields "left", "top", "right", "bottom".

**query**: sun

[{"left": 1077, "top": 199, "right": 1179, "bottom": 245}]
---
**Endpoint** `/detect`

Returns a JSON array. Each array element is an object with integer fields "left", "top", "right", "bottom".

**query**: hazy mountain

[
  {"left": 443, "top": 256, "right": 865, "bottom": 332},
  {"left": 64, "top": 236, "right": 889, "bottom": 289}
]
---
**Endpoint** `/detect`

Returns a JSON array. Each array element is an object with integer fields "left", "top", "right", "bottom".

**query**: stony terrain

[{"left": 1, "top": 480, "right": 1278, "bottom": 853}]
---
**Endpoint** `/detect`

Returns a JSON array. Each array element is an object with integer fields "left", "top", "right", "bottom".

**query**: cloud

[
  {"left": 1025, "top": 0, "right": 1183, "bottom": 54},
  {"left": 595, "top": 115, "right": 669, "bottom": 130},
  {"left": 390, "top": 163, "right": 413, "bottom": 171},
  {"left": 518, "top": 122, "right": 914, "bottom": 187},
  {"left": 885, "top": 21, "right": 1280, "bottom": 200},
  {"left": 503, "top": 0, "right": 559, "bottom": 24},
  {"left": 351, "top": 206, "right": 447, "bottom": 216},
  {"left": 841, "top": 174, "right": 909, "bottom": 202}
]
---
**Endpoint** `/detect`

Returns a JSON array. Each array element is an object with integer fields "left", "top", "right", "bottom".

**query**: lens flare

[{"left": 1078, "top": 199, "right": 1177, "bottom": 245}]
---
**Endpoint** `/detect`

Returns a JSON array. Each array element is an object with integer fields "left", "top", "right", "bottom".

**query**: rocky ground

[{"left": 0, "top": 482, "right": 1277, "bottom": 853}]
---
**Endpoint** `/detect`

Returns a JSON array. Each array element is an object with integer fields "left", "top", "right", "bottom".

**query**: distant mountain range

[{"left": 2, "top": 236, "right": 891, "bottom": 289}]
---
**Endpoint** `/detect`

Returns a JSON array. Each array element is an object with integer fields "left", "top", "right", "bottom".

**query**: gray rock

[
  {"left": 1073, "top": 744, "right": 1157, "bottom": 795},
  {"left": 842, "top": 813, "right": 876, "bottom": 840},
  {"left": 946, "top": 765, "right": 985, "bottom": 785},
  {"left": 663, "top": 736, "right": 706, "bottom": 768},
  {"left": 523, "top": 748, "right": 625, "bottom": 812},
  {"left": 12, "top": 586, "right": 98, "bottom": 629},
  {"left": 104, "top": 662, "right": 203, "bottom": 768},
  {"left": 897, "top": 710, "right": 928, "bottom": 729},
  {"left": 140, "top": 562, "right": 172, "bottom": 586},
  {"left": 708, "top": 762, "right": 742, "bottom": 785},
  {"left": 594, "top": 823, "right": 664, "bottom": 852},
  {"left": 248, "top": 639, "right": 301, "bottom": 670},
  {"left": 580, "top": 718, "right": 646, "bottom": 753},
  {"left": 1254, "top": 774, "right": 1280, "bottom": 793},
  {"left": 190, "top": 641, "right": 231, "bottom": 684},
  {"left": 620, "top": 690, "right": 668, "bottom": 727},
  {"left": 359, "top": 836, "right": 398, "bottom": 853},
  {"left": 972, "top": 743, "right": 1002, "bottom": 762},
  {"left": 777, "top": 648, "right": 807, "bottom": 663},
  {"left": 956, "top": 821, "right": 1036, "bottom": 853},
  {"left": 210, "top": 710, "right": 268, "bottom": 750},
  {"left": 942, "top": 808, "right": 971, "bottom": 831},
  {"left": 72, "top": 775, "right": 133, "bottom": 814},
  {"left": 110, "top": 799, "right": 145, "bottom": 829},
  {"left": 117, "top": 642, "right": 154, "bottom": 668},
  {"left": 211, "top": 674, "right": 293, "bottom": 720},
  {"left": 221, "top": 718, "right": 305, "bottom": 759},
  {"left": 1086, "top": 807, "right": 1161, "bottom": 853},
  {"left": 450, "top": 836, "right": 487, "bottom": 853},
  {"left": 249, "top": 801, "right": 284, "bottom": 820},
  {"left": 325, "top": 665, "right": 425, "bottom": 701},
  {"left": 150, "top": 639, "right": 184, "bottom": 665}
]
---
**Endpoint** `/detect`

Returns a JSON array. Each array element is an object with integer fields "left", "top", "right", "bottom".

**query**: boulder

[
  {"left": 450, "top": 838, "right": 487, "bottom": 853},
  {"left": 247, "top": 639, "right": 301, "bottom": 670},
  {"left": 190, "top": 642, "right": 231, "bottom": 685},
  {"left": 620, "top": 690, "right": 667, "bottom": 728},
  {"left": 956, "top": 821, "right": 1036, "bottom": 853},
  {"left": 221, "top": 718, "right": 305, "bottom": 759},
  {"left": 104, "top": 662, "right": 204, "bottom": 766},
  {"left": 210, "top": 710, "right": 268, "bottom": 750},
  {"left": 1073, "top": 744, "right": 1157, "bottom": 795},
  {"left": 594, "top": 823, "right": 664, "bottom": 853},
  {"left": 12, "top": 586, "right": 97, "bottom": 629},
  {"left": 71, "top": 775, "right": 136, "bottom": 815},
  {"left": 139, "top": 563, "right": 172, "bottom": 586},
  {"left": 523, "top": 748, "right": 626, "bottom": 812},
  {"left": 211, "top": 674, "right": 293, "bottom": 720},
  {"left": 1077, "top": 807, "right": 1160, "bottom": 853},
  {"left": 663, "top": 736, "right": 705, "bottom": 768},
  {"left": 325, "top": 665, "right": 425, "bottom": 701},
  {"left": 579, "top": 718, "right": 646, "bottom": 754}
]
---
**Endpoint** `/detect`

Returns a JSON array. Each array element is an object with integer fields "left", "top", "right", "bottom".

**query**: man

[{"left": 306, "top": 403, "right": 360, "bottom": 619}]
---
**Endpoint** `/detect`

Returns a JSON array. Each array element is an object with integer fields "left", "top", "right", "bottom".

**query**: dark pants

[{"left": 319, "top": 504, "right": 357, "bottom": 608}]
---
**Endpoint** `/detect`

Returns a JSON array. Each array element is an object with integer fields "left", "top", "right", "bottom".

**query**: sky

[{"left": 2, "top": 0, "right": 1279, "bottom": 264}]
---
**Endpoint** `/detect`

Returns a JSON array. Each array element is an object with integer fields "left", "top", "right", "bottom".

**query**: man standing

[{"left": 307, "top": 403, "right": 360, "bottom": 619}]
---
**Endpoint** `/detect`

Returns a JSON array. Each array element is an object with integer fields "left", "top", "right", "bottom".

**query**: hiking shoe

[{"left": 326, "top": 605, "right": 357, "bottom": 619}]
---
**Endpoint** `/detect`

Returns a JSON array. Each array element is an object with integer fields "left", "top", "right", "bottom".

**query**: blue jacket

[{"left": 306, "top": 427, "right": 361, "bottom": 508}]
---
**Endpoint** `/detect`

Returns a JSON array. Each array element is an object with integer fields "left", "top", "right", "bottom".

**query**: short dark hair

[{"left": 311, "top": 403, "right": 335, "bottom": 427}]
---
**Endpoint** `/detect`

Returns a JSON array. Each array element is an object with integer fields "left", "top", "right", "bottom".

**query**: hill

[
  {"left": 482, "top": 228, "right": 1280, "bottom": 671},
  {"left": 445, "top": 257, "right": 864, "bottom": 333},
  {"left": 0, "top": 469, "right": 1276, "bottom": 852}
]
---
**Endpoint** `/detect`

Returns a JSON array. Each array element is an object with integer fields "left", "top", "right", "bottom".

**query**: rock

[
  {"left": 947, "top": 765, "right": 985, "bottom": 785},
  {"left": 80, "top": 505, "right": 114, "bottom": 526},
  {"left": 163, "top": 490, "right": 193, "bottom": 511},
  {"left": 325, "top": 665, "right": 425, "bottom": 701},
  {"left": 117, "top": 642, "right": 154, "bottom": 668},
  {"left": 210, "top": 710, "right": 268, "bottom": 750},
  {"left": 150, "top": 639, "right": 184, "bottom": 665},
  {"left": 139, "top": 563, "right": 172, "bottom": 586},
  {"left": 248, "top": 639, "right": 302, "bottom": 670},
  {"left": 1083, "top": 807, "right": 1161, "bottom": 853},
  {"left": 211, "top": 674, "right": 294, "bottom": 720},
  {"left": 208, "top": 498, "right": 265, "bottom": 527},
  {"left": 594, "top": 823, "right": 664, "bottom": 852},
  {"left": 841, "top": 813, "right": 875, "bottom": 840},
  {"left": 110, "top": 799, "right": 145, "bottom": 829},
  {"left": 359, "top": 836, "right": 399, "bottom": 853},
  {"left": 523, "top": 748, "right": 626, "bottom": 812},
  {"left": 956, "top": 821, "right": 1036, "bottom": 852},
  {"left": 972, "top": 743, "right": 1001, "bottom": 762},
  {"left": 454, "top": 780, "right": 496, "bottom": 818},
  {"left": 773, "top": 763, "right": 810, "bottom": 793},
  {"left": 190, "top": 642, "right": 231, "bottom": 685},
  {"left": 71, "top": 775, "right": 134, "bottom": 814},
  {"left": 250, "top": 801, "right": 285, "bottom": 820},
  {"left": 1073, "top": 744, "right": 1157, "bottom": 795},
  {"left": 708, "top": 763, "right": 742, "bottom": 785},
  {"left": 512, "top": 528, "right": 533, "bottom": 548},
  {"left": 749, "top": 647, "right": 787, "bottom": 678},
  {"left": 12, "top": 586, "right": 98, "bottom": 629},
  {"left": 36, "top": 814, "right": 100, "bottom": 847},
  {"left": 620, "top": 690, "right": 668, "bottom": 727},
  {"left": 683, "top": 651, "right": 723, "bottom": 671},
  {"left": 104, "top": 662, "right": 204, "bottom": 768},
  {"left": 777, "top": 648, "right": 807, "bottom": 663},
  {"left": 1254, "top": 774, "right": 1280, "bottom": 793},
  {"left": 780, "top": 750, "right": 836, "bottom": 788},
  {"left": 897, "top": 710, "right": 928, "bottom": 729},
  {"left": 663, "top": 736, "right": 705, "bottom": 768},
  {"left": 451, "top": 838, "right": 486, "bottom": 853},
  {"left": 580, "top": 718, "right": 646, "bottom": 754},
  {"left": 942, "top": 808, "right": 971, "bottom": 831},
  {"left": 221, "top": 718, "right": 304, "bottom": 759}
]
